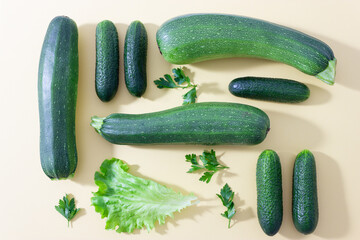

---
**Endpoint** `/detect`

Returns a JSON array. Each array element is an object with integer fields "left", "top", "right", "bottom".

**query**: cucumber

[
  {"left": 229, "top": 77, "right": 310, "bottom": 103},
  {"left": 38, "top": 16, "right": 78, "bottom": 179},
  {"left": 95, "top": 20, "right": 119, "bottom": 102},
  {"left": 156, "top": 14, "right": 336, "bottom": 85},
  {"left": 124, "top": 20, "right": 148, "bottom": 97},
  {"left": 256, "top": 150, "right": 283, "bottom": 236},
  {"left": 90, "top": 102, "right": 270, "bottom": 145},
  {"left": 292, "top": 150, "right": 318, "bottom": 234}
]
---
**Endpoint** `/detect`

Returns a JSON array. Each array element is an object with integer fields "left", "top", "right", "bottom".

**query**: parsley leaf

[
  {"left": 182, "top": 87, "right": 197, "bottom": 105},
  {"left": 154, "top": 67, "right": 198, "bottom": 105},
  {"left": 186, "top": 149, "right": 228, "bottom": 183},
  {"left": 217, "top": 183, "right": 236, "bottom": 228},
  {"left": 55, "top": 194, "right": 81, "bottom": 227},
  {"left": 153, "top": 74, "right": 177, "bottom": 89},
  {"left": 173, "top": 67, "right": 191, "bottom": 85}
]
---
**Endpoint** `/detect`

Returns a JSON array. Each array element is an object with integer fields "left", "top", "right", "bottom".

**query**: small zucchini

[
  {"left": 256, "top": 150, "right": 283, "bottom": 236},
  {"left": 157, "top": 14, "right": 336, "bottom": 85},
  {"left": 292, "top": 150, "right": 319, "bottom": 234},
  {"left": 91, "top": 102, "right": 270, "bottom": 145},
  {"left": 229, "top": 77, "right": 310, "bottom": 103},
  {"left": 38, "top": 16, "right": 78, "bottom": 179},
  {"left": 95, "top": 20, "right": 119, "bottom": 102},
  {"left": 124, "top": 20, "right": 148, "bottom": 97}
]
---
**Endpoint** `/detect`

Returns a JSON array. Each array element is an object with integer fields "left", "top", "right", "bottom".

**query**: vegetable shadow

[
  {"left": 300, "top": 31, "right": 360, "bottom": 92},
  {"left": 297, "top": 84, "right": 331, "bottom": 106},
  {"left": 231, "top": 193, "right": 256, "bottom": 227},
  {"left": 73, "top": 23, "right": 129, "bottom": 186},
  {"left": 259, "top": 110, "right": 323, "bottom": 151},
  {"left": 142, "top": 23, "right": 172, "bottom": 102},
  {"left": 70, "top": 208, "right": 86, "bottom": 227},
  {"left": 198, "top": 82, "right": 225, "bottom": 95},
  {"left": 278, "top": 152, "right": 349, "bottom": 239},
  {"left": 314, "top": 152, "right": 349, "bottom": 238}
]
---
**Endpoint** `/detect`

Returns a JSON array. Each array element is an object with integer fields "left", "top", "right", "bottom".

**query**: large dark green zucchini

[
  {"left": 90, "top": 102, "right": 270, "bottom": 145},
  {"left": 95, "top": 20, "right": 119, "bottom": 102},
  {"left": 292, "top": 150, "right": 319, "bottom": 234},
  {"left": 256, "top": 150, "right": 283, "bottom": 236},
  {"left": 229, "top": 77, "right": 310, "bottom": 103},
  {"left": 124, "top": 20, "right": 148, "bottom": 97},
  {"left": 38, "top": 16, "right": 78, "bottom": 179},
  {"left": 156, "top": 14, "right": 336, "bottom": 85}
]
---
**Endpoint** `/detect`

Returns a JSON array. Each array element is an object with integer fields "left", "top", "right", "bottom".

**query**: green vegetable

[
  {"left": 256, "top": 150, "right": 283, "bottom": 236},
  {"left": 217, "top": 183, "right": 236, "bottom": 228},
  {"left": 292, "top": 150, "right": 318, "bottom": 234},
  {"left": 229, "top": 77, "right": 310, "bottom": 103},
  {"left": 38, "top": 16, "right": 78, "bottom": 179},
  {"left": 186, "top": 149, "right": 228, "bottom": 183},
  {"left": 124, "top": 20, "right": 148, "bottom": 97},
  {"left": 91, "top": 102, "right": 270, "bottom": 145},
  {"left": 154, "top": 67, "right": 197, "bottom": 105},
  {"left": 95, "top": 20, "right": 119, "bottom": 102},
  {"left": 91, "top": 158, "right": 197, "bottom": 233},
  {"left": 157, "top": 13, "right": 336, "bottom": 85},
  {"left": 55, "top": 194, "right": 80, "bottom": 227}
]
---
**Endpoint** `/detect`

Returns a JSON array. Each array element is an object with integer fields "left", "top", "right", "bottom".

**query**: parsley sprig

[
  {"left": 55, "top": 194, "right": 81, "bottom": 227},
  {"left": 154, "top": 67, "right": 197, "bottom": 105},
  {"left": 186, "top": 149, "right": 228, "bottom": 183},
  {"left": 217, "top": 183, "right": 236, "bottom": 228}
]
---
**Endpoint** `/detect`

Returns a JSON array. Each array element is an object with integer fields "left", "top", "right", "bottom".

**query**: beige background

[{"left": 1, "top": 0, "right": 359, "bottom": 239}]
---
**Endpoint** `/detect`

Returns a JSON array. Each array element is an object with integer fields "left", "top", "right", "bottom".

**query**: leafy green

[
  {"left": 182, "top": 87, "right": 197, "bottom": 105},
  {"left": 172, "top": 67, "right": 191, "bottom": 85},
  {"left": 186, "top": 149, "right": 228, "bottom": 183},
  {"left": 154, "top": 67, "right": 197, "bottom": 105},
  {"left": 55, "top": 194, "right": 80, "bottom": 227},
  {"left": 91, "top": 158, "right": 197, "bottom": 233},
  {"left": 153, "top": 74, "right": 177, "bottom": 89},
  {"left": 217, "top": 183, "right": 236, "bottom": 228}
]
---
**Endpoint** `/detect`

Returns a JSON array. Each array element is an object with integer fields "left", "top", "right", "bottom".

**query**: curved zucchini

[
  {"left": 229, "top": 77, "right": 310, "bottom": 103},
  {"left": 124, "top": 20, "right": 148, "bottom": 97},
  {"left": 91, "top": 102, "right": 270, "bottom": 145},
  {"left": 292, "top": 150, "right": 319, "bottom": 234},
  {"left": 256, "top": 150, "right": 283, "bottom": 236},
  {"left": 156, "top": 14, "right": 336, "bottom": 85},
  {"left": 96, "top": 20, "right": 119, "bottom": 102},
  {"left": 38, "top": 16, "right": 78, "bottom": 179}
]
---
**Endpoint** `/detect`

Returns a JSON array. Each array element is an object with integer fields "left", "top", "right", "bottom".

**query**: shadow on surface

[
  {"left": 279, "top": 151, "right": 349, "bottom": 239},
  {"left": 143, "top": 23, "right": 172, "bottom": 102},
  {"left": 232, "top": 193, "right": 256, "bottom": 228},
  {"left": 258, "top": 110, "right": 323, "bottom": 151},
  {"left": 314, "top": 152, "right": 349, "bottom": 238},
  {"left": 73, "top": 23, "right": 129, "bottom": 185},
  {"left": 298, "top": 83, "right": 331, "bottom": 106},
  {"left": 307, "top": 33, "right": 360, "bottom": 91}
]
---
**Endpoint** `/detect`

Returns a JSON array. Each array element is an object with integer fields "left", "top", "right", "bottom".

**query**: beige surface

[{"left": 1, "top": 0, "right": 359, "bottom": 239}]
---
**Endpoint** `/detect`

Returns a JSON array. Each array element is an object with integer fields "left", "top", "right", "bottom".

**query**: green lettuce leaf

[{"left": 91, "top": 158, "right": 198, "bottom": 233}]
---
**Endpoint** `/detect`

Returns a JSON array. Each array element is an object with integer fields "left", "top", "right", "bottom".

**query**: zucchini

[
  {"left": 38, "top": 16, "right": 78, "bottom": 179},
  {"left": 229, "top": 77, "right": 310, "bottom": 103},
  {"left": 91, "top": 102, "right": 270, "bottom": 145},
  {"left": 124, "top": 20, "right": 148, "bottom": 97},
  {"left": 256, "top": 150, "right": 283, "bottom": 236},
  {"left": 292, "top": 150, "right": 319, "bottom": 234},
  {"left": 156, "top": 14, "right": 336, "bottom": 85},
  {"left": 95, "top": 20, "right": 119, "bottom": 102}
]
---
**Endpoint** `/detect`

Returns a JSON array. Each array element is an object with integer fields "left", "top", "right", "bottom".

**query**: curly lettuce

[{"left": 91, "top": 158, "right": 197, "bottom": 233}]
